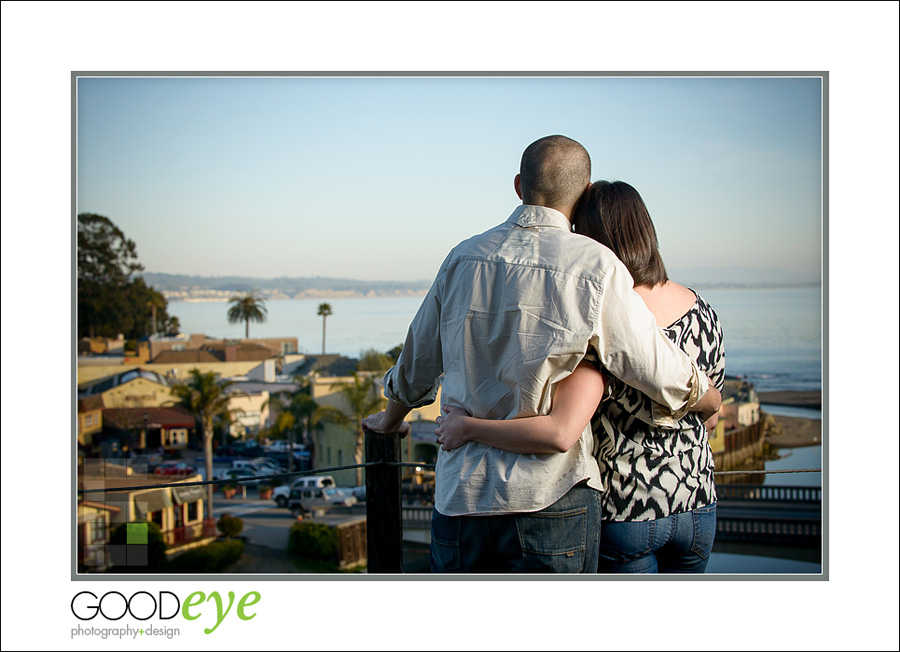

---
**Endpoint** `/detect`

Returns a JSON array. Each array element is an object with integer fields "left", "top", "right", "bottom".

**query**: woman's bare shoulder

[{"left": 635, "top": 281, "right": 697, "bottom": 327}]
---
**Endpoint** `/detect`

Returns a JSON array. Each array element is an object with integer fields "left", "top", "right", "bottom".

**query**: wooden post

[{"left": 365, "top": 431, "right": 403, "bottom": 573}]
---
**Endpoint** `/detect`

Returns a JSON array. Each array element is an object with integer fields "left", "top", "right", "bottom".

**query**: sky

[{"left": 76, "top": 74, "right": 823, "bottom": 283}]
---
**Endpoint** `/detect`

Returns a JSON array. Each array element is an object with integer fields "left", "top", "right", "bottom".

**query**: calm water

[{"left": 171, "top": 286, "right": 823, "bottom": 393}]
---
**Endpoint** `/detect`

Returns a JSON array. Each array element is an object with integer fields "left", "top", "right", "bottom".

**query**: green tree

[
  {"left": 266, "top": 380, "right": 327, "bottom": 472},
  {"left": 357, "top": 347, "right": 395, "bottom": 372},
  {"left": 386, "top": 343, "right": 403, "bottom": 364},
  {"left": 325, "top": 373, "right": 386, "bottom": 486},
  {"left": 317, "top": 303, "right": 333, "bottom": 354},
  {"left": 227, "top": 290, "right": 268, "bottom": 338},
  {"left": 78, "top": 213, "right": 178, "bottom": 340},
  {"left": 170, "top": 370, "right": 237, "bottom": 514},
  {"left": 216, "top": 513, "right": 244, "bottom": 538},
  {"left": 147, "top": 292, "right": 167, "bottom": 337}
]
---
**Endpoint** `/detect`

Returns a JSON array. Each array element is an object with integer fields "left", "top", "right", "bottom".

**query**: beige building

[
  {"left": 309, "top": 373, "right": 442, "bottom": 486},
  {"left": 77, "top": 500, "right": 121, "bottom": 572},
  {"left": 82, "top": 368, "right": 175, "bottom": 408},
  {"left": 80, "top": 470, "right": 215, "bottom": 558},
  {"left": 77, "top": 395, "right": 104, "bottom": 448},
  {"left": 145, "top": 333, "right": 298, "bottom": 361}
]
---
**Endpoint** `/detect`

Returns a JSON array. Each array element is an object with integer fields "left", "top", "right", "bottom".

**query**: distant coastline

[
  {"left": 145, "top": 271, "right": 819, "bottom": 303},
  {"left": 166, "top": 289, "right": 430, "bottom": 302}
]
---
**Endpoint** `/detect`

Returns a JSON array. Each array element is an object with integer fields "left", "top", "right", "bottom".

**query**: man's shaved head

[{"left": 519, "top": 135, "right": 591, "bottom": 213}]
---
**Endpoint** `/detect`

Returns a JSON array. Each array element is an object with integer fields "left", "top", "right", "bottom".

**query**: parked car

[
  {"left": 264, "top": 441, "right": 305, "bottom": 453},
  {"left": 273, "top": 475, "right": 359, "bottom": 509},
  {"left": 232, "top": 458, "right": 285, "bottom": 477},
  {"left": 153, "top": 461, "right": 195, "bottom": 476},
  {"left": 344, "top": 486, "right": 367, "bottom": 501},
  {"left": 273, "top": 475, "right": 334, "bottom": 507},
  {"left": 285, "top": 486, "right": 358, "bottom": 516},
  {"left": 215, "top": 467, "right": 264, "bottom": 487}
]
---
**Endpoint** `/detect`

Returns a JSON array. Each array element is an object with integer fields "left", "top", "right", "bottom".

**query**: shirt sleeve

[
  {"left": 382, "top": 258, "right": 447, "bottom": 408},
  {"left": 591, "top": 259, "right": 708, "bottom": 427}
]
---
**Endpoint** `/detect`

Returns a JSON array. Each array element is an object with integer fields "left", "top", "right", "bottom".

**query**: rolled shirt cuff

[
  {"left": 649, "top": 361, "right": 708, "bottom": 428},
  {"left": 382, "top": 367, "right": 439, "bottom": 409}
]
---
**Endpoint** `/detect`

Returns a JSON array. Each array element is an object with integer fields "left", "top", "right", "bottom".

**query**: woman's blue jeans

[{"left": 597, "top": 503, "right": 717, "bottom": 574}]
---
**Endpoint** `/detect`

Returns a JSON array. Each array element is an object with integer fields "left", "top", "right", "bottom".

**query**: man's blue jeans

[
  {"left": 597, "top": 503, "right": 717, "bottom": 573},
  {"left": 430, "top": 483, "right": 601, "bottom": 573}
]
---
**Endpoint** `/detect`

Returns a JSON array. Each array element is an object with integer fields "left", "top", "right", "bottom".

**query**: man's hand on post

[{"left": 361, "top": 407, "right": 411, "bottom": 437}]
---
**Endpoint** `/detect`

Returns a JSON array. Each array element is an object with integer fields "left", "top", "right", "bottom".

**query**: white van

[{"left": 272, "top": 475, "right": 356, "bottom": 509}]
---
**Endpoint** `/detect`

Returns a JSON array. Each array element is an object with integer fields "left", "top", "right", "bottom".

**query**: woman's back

[{"left": 594, "top": 284, "right": 725, "bottom": 522}]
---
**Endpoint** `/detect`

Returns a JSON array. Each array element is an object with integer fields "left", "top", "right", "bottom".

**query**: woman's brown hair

[{"left": 573, "top": 180, "right": 668, "bottom": 287}]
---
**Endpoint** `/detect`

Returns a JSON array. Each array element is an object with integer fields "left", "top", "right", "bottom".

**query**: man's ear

[{"left": 514, "top": 174, "right": 523, "bottom": 200}]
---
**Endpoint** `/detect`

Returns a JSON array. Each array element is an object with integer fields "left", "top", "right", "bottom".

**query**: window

[
  {"left": 83, "top": 413, "right": 97, "bottom": 428},
  {"left": 187, "top": 501, "right": 198, "bottom": 522},
  {"left": 89, "top": 518, "right": 106, "bottom": 543},
  {"left": 281, "top": 342, "right": 295, "bottom": 354}
]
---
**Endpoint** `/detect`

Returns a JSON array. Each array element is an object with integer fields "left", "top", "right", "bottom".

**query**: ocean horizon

[{"left": 168, "top": 286, "right": 823, "bottom": 395}]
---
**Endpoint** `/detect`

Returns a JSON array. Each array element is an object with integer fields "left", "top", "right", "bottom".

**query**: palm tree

[
  {"left": 170, "top": 369, "right": 236, "bottom": 514},
  {"left": 327, "top": 373, "right": 387, "bottom": 486},
  {"left": 317, "top": 303, "right": 333, "bottom": 354},
  {"left": 227, "top": 290, "right": 268, "bottom": 338},
  {"left": 147, "top": 293, "right": 166, "bottom": 337}
]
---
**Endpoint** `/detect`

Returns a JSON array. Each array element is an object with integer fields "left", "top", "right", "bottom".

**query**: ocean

[{"left": 169, "top": 285, "right": 823, "bottom": 395}]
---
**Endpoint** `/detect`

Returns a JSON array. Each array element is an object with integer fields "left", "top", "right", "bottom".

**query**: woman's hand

[{"left": 434, "top": 405, "right": 473, "bottom": 451}]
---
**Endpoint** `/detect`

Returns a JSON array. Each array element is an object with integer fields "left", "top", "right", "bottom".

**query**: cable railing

[
  {"left": 78, "top": 431, "right": 822, "bottom": 573},
  {"left": 77, "top": 463, "right": 821, "bottom": 495}
]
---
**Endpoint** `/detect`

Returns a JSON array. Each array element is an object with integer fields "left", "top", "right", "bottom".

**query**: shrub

[
  {"left": 167, "top": 540, "right": 244, "bottom": 573},
  {"left": 288, "top": 521, "right": 337, "bottom": 562},
  {"left": 217, "top": 513, "right": 244, "bottom": 538}
]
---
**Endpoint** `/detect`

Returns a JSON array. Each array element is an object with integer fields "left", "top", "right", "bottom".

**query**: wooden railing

[{"left": 162, "top": 518, "right": 218, "bottom": 548}]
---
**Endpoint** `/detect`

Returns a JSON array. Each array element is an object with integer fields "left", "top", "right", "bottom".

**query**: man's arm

[{"left": 594, "top": 259, "right": 710, "bottom": 424}]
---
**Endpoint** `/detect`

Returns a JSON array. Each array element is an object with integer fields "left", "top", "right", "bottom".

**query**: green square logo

[{"left": 127, "top": 522, "right": 148, "bottom": 544}]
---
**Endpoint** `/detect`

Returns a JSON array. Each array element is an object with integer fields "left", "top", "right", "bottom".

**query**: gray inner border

[{"left": 71, "top": 70, "right": 828, "bottom": 582}]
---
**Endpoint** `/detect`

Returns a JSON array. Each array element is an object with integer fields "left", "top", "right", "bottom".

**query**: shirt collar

[{"left": 507, "top": 204, "right": 573, "bottom": 230}]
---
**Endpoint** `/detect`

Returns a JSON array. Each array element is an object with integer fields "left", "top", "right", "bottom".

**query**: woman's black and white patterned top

[{"left": 593, "top": 289, "right": 725, "bottom": 522}]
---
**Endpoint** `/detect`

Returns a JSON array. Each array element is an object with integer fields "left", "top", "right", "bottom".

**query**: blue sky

[{"left": 77, "top": 75, "right": 823, "bottom": 282}]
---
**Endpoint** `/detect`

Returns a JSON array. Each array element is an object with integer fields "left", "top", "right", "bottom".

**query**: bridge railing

[{"left": 716, "top": 484, "right": 821, "bottom": 503}]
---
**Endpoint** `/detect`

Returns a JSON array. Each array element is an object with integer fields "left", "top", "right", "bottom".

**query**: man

[{"left": 362, "top": 135, "right": 720, "bottom": 573}]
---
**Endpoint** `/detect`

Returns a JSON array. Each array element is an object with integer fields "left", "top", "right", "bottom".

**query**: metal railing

[{"left": 78, "top": 432, "right": 822, "bottom": 573}]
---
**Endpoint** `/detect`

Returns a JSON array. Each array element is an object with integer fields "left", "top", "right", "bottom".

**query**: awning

[
  {"left": 132, "top": 490, "right": 173, "bottom": 518},
  {"left": 171, "top": 485, "right": 205, "bottom": 505}
]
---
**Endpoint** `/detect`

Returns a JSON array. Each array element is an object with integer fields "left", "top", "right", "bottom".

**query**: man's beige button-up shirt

[{"left": 383, "top": 205, "right": 708, "bottom": 516}]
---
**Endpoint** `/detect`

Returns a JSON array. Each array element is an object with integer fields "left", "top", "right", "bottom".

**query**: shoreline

[
  {"left": 757, "top": 390, "right": 821, "bottom": 409},
  {"left": 763, "top": 413, "right": 822, "bottom": 449},
  {"left": 753, "top": 391, "right": 823, "bottom": 449}
]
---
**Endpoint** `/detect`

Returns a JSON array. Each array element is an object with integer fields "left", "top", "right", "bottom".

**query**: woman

[{"left": 435, "top": 180, "right": 726, "bottom": 573}]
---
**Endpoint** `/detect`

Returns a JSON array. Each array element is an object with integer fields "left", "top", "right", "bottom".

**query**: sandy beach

[
  {"left": 756, "top": 390, "right": 822, "bottom": 448},
  {"left": 764, "top": 414, "right": 822, "bottom": 449}
]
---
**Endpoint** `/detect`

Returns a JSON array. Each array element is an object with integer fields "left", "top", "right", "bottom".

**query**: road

[{"left": 211, "top": 495, "right": 365, "bottom": 552}]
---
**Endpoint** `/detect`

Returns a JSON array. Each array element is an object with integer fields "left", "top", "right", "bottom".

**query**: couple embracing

[{"left": 362, "top": 135, "right": 725, "bottom": 574}]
